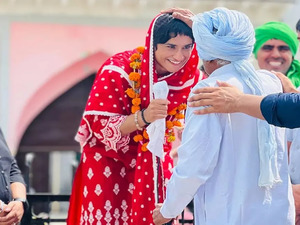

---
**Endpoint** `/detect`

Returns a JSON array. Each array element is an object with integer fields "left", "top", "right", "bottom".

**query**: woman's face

[{"left": 154, "top": 35, "right": 194, "bottom": 76}]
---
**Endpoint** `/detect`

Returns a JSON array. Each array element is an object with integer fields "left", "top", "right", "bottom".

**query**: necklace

[{"left": 126, "top": 46, "right": 186, "bottom": 152}]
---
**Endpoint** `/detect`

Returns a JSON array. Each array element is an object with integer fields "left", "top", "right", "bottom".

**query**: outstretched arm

[
  {"left": 188, "top": 80, "right": 300, "bottom": 128},
  {"left": 188, "top": 81, "right": 265, "bottom": 119}
]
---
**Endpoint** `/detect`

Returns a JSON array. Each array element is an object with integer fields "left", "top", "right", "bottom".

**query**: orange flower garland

[
  {"left": 165, "top": 103, "right": 186, "bottom": 144},
  {"left": 126, "top": 46, "right": 144, "bottom": 114},
  {"left": 126, "top": 46, "right": 186, "bottom": 152}
]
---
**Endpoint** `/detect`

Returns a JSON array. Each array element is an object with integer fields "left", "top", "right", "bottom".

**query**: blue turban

[
  {"left": 192, "top": 7, "right": 281, "bottom": 197},
  {"left": 192, "top": 7, "right": 255, "bottom": 61}
]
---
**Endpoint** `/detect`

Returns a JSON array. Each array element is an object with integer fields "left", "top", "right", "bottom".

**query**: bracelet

[
  {"left": 134, "top": 110, "right": 143, "bottom": 131},
  {"left": 141, "top": 109, "right": 151, "bottom": 126}
]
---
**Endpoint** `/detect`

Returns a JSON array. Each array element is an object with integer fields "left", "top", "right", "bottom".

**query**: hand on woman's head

[{"left": 161, "top": 8, "right": 194, "bottom": 28}]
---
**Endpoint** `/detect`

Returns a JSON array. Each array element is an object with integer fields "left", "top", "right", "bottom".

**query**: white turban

[
  {"left": 192, "top": 7, "right": 255, "bottom": 61},
  {"left": 192, "top": 7, "right": 281, "bottom": 201}
]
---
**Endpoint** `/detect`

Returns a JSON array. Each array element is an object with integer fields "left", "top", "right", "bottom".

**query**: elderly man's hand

[
  {"left": 152, "top": 204, "right": 172, "bottom": 225},
  {"left": 188, "top": 81, "right": 243, "bottom": 114},
  {"left": 0, "top": 200, "right": 24, "bottom": 225},
  {"left": 161, "top": 8, "right": 194, "bottom": 28}
]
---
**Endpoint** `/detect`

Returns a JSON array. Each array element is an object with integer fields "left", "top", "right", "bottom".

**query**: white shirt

[
  {"left": 287, "top": 87, "right": 300, "bottom": 184},
  {"left": 287, "top": 129, "right": 300, "bottom": 184},
  {"left": 160, "top": 64, "right": 295, "bottom": 225}
]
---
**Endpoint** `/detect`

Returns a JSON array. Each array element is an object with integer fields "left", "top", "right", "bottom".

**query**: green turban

[{"left": 253, "top": 21, "right": 300, "bottom": 87}]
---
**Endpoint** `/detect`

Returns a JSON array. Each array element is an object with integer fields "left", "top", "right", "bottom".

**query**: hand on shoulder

[{"left": 272, "top": 71, "right": 299, "bottom": 93}]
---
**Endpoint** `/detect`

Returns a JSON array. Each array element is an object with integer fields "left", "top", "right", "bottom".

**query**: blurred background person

[
  {"left": 253, "top": 21, "right": 300, "bottom": 87},
  {"left": 0, "top": 128, "right": 27, "bottom": 225}
]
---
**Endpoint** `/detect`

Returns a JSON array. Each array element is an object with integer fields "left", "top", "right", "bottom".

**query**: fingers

[
  {"left": 161, "top": 7, "right": 192, "bottom": 15},
  {"left": 146, "top": 99, "right": 169, "bottom": 122},
  {"left": 191, "top": 87, "right": 220, "bottom": 95},
  {"left": 271, "top": 70, "right": 298, "bottom": 93},
  {"left": 188, "top": 92, "right": 215, "bottom": 103},
  {"left": 271, "top": 70, "right": 288, "bottom": 85},
  {"left": 216, "top": 80, "right": 232, "bottom": 87},
  {"left": 0, "top": 213, "right": 19, "bottom": 224},
  {"left": 271, "top": 70, "right": 285, "bottom": 78},
  {"left": 161, "top": 7, "right": 177, "bottom": 14},
  {"left": 193, "top": 106, "right": 215, "bottom": 115},
  {"left": 188, "top": 98, "right": 212, "bottom": 108},
  {"left": 161, "top": 8, "right": 194, "bottom": 28},
  {"left": 172, "top": 13, "right": 193, "bottom": 28},
  {"left": 153, "top": 99, "right": 170, "bottom": 105}
]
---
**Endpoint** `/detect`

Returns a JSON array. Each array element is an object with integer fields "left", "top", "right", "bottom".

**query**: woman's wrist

[
  {"left": 134, "top": 110, "right": 143, "bottom": 131},
  {"left": 141, "top": 109, "right": 151, "bottom": 126}
]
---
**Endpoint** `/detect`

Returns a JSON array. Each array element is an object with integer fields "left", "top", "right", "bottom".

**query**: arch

[{"left": 14, "top": 51, "right": 109, "bottom": 153}]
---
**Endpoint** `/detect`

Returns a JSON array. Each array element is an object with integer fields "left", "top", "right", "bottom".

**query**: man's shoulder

[{"left": 256, "top": 69, "right": 283, "bottom": 93}]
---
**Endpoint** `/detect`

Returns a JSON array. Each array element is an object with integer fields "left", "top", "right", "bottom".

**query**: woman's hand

[{"left": 143, "top": 99, "right": 169, "bottom": 123}]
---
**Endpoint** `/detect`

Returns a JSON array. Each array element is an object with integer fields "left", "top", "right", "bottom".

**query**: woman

[{"left": 67, "top": 13, "right": 201, "bottom": 225}]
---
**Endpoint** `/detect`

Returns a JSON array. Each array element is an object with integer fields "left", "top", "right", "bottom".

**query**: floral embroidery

[{"left": 99, "top": 116, "right": 130, "bottom": 152}]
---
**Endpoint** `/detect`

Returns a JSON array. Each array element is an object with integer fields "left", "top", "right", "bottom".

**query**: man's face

[
  {"left": 256, "top": 39, "right": 293, "bottom": 75},
  {"left": 297, "top": 31, "right": 300, "bottom": 41},
  {"left": 202, "top": 60, "right": 217, "bottom": 76},
  {"left": 154, "top": 34, "right": 194, "bottom": 75}
]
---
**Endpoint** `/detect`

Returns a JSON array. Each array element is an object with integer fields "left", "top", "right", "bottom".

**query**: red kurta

[{"left": 67, "top": 14, "right": 200, "bottom": 225}]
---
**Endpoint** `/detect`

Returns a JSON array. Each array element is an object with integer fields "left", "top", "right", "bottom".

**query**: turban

[
  {"left": 192, "top": 7, "right": 281, "bottom": 200},
  {"left": 192, "top": 7, "right": 255, "bottom": 62},
  {"left": 254, "top": 21, "right": 300, "bottom": 87}
]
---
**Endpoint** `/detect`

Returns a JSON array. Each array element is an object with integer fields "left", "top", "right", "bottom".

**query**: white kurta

[
  {"left": 160, "top": 64, "right": 295, "bottom": 225},
  {"left": 287, "top": 87, "right": 300, "bottom": 185}
]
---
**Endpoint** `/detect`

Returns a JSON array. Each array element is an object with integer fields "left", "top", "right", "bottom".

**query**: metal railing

[
  {"left": 21, "top": 193, "right": 194, "bottom": 224},
  {"left": 22, "top": 193, "right": 70, "bottom": 225}
]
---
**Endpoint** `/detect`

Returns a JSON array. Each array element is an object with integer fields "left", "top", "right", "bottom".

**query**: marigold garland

[
  {"left": 126, "top": 46, "right": 186, "bottom": 153},
  {"left": 165, "top": 103, "right": 186, "bottom": 146},
  {"left": 126, "top": 49, "right": 142, "bottom": 114}
]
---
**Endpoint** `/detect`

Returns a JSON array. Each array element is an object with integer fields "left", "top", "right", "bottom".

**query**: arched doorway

[{"left": 15, "top": 73, "right": 95, "bottom": 214}]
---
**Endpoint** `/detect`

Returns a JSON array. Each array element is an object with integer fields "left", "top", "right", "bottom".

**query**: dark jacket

[
  {"left": 0, "top": 129, "right": 25, "bottom": 203},
  {"left": 261, "top": 93, "right": 300, "bottom": 129}
]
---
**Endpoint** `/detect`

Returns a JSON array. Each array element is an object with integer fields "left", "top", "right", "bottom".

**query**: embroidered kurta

[
  {"left": 67, "top": 14, "right": 200, "bottom": 225},
  {"left": 161, "top": 64, "right": 295, "bottom": 225}
]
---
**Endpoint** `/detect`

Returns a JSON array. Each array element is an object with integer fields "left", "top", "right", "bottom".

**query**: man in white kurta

[
  {"left": 287, "top": 97, "right": 300, "bottom": 224},
  {"left": 153, "top": 7, "right": 295, "bottom": 225}
]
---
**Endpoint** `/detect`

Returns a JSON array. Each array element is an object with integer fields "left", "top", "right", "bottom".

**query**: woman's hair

[{"left": 153, "top": 13, "right": 194, "bottom": 48}]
